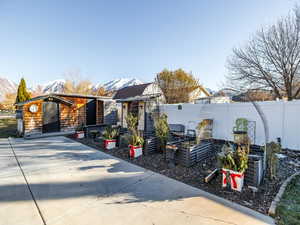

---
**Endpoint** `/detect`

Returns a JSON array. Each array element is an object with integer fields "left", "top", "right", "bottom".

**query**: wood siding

[
  {"left": 22, "top": 96, "right": 108, "bottom": 136},
  {"left": 60, "top": 97, "right": 87, "bottom": 132},
  {"left": 23, "top": 100, "right": 43, "bottom": 134},
  {"left": 96, "top": 100, "right": 104, "bottom": 124}
]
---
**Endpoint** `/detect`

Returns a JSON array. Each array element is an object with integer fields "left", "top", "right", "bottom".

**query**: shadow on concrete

[{"left": 1, "top": 137, "right": 273, "bottom": 224}]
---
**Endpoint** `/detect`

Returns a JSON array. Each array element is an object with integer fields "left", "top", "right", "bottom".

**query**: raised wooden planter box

[
  {"left": 245, "top": 155, "right": 263, "bottom": 187},
  {"left": 144, "top": 136, "right": 158, "bottom": 155}
]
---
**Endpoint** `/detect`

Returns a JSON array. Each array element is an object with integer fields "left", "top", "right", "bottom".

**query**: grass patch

[
  {"left": 0, "top": 118, "right": 17, "bottom": 138},
  {"left": 276, "top": 175, "right": 300, "bottom": 225}
]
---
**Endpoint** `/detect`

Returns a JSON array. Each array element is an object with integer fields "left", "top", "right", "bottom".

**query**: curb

[{"left": 268, "top": 172, "right": 300, "bottom": 216}]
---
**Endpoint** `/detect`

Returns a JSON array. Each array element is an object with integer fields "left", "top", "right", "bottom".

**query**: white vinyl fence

[{"left": 160, "top": 100, "right": 300, "bottom": 150}]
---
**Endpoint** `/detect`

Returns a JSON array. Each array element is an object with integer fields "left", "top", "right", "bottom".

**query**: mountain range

[
  {"left": 0, "top": 77, "right": 143, "bottom": 101},
  {"left": 0, "top": 78, "right": 17, "bottom": 101}
]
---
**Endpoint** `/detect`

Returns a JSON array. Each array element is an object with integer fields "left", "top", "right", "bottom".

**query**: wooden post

[
  {"left": 122, "top": 102, "right": 128, "bottom": 128},
  {"left": 138, "top": 101, "right": 145, "bottom": 131}
]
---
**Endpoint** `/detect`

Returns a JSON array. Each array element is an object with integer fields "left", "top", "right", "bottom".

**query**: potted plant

[
  {"left": 128, "top": 134, "right": 144, "bottom": 158},
  {"left": 154, "top": 114, "right": 170, "bottom": 160},
  {"left": 219, "top": 142, "right": 249, "bottom": 192},
  {"left": 74, "top": 124, "right": 85, "bottom": 139},
  {"left": 102, "top": 126, "right": 118, "bottom": 149},
  {"left": 126, "top": 113, "right": 144, "bottom": 158},
  {"left": 196, "top": 119, "right": 213, "bottom": 143}
]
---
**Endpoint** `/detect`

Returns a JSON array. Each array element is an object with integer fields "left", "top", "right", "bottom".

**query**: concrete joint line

[{"left": 8, "top": 138, "right": 47, "bottom": 225}]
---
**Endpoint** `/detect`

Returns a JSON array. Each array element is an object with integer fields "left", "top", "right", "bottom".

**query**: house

[
  {"left": 190, "top": 85, "right": 211, "bottom": 101},
  {"left": 113, "top": 83, "right": 163, "bottom": 134},
  {"left": 195, "top": 96, "right": 232, "bottom": 104},
  {"left": 15, "top": 93, "right": 117, "bottom": 137},
  {"left": 195, "top": 89, "right": 232, "bottom": 104}
]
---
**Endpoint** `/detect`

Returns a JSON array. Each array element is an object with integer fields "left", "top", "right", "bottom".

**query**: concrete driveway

[{"left": 0, "top": 136, "right": 274, "bottom": 225}]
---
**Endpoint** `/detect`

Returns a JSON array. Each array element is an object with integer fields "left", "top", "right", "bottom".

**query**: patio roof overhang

[{"left": 16, "top": 95, "right": 74, "bottom": 106}]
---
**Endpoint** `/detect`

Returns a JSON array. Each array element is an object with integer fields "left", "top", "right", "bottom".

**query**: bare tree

[
  {"left": 227, "top": 6, "right": 300, "bottom": 100},
  {"left": 63, "top": 70, "right": 95, "bottom": 95}
]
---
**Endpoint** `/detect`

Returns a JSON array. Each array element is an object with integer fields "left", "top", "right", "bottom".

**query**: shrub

[
  {"left": 154, "top": 114, "right": 169, "bottom": 146},
  {"left": 125, "top": 113, "right": 138, "bottom": 134},
  {"left": 129, "top": 134, "right": 144, "bottom": 147},
  {"left": 266, "top": 142, "right": 281, "bottom": 180},
  {"left": 103, "top": 126, "right": 118, "bottom": 140},
  {"left": 125, "top": 113, "right": 144, "bottom": 147},
  {"left": 219, "top": 142, "right": 250, "bottom": 173}
]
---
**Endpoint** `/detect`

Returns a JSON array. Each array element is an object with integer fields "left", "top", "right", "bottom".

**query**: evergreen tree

[{"left": 15, "top": 78, "right": 31, "bottom": 103}]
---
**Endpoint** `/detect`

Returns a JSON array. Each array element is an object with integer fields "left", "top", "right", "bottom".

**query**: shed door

[
  {"left": 86, "top": 99, "right": 96, "bottom": 125},
  {"left": 43, "top": 102, "right": 60, "bottom": 133}
]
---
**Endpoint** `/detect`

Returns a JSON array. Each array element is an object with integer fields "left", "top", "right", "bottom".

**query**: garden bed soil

[{"left": 70, "top": 136, "right": 300, "bottom": 215}]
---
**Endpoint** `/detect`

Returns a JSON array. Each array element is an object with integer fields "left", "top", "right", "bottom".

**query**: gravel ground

[{"left": 71, "top": 136, "right": 300, "bottom": 215}]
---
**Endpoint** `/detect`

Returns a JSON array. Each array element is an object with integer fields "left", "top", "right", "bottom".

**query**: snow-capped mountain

[
  {"left": 0, "top": 77, "right": 144, "bottom": 101},
  {"left": 42, "top": 79, "right": 65, "bottom": 93},
  {"left": 41, "top": 78, "right": 143, "bottom": 94},
  {"left": 0, "top": 77, "right": 17, "bottom": 101},
  {"left": 99, "top": 78, "right": 143, "bottom": 91}
]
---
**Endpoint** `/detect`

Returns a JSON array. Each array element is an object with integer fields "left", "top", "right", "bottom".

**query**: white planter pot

[
  {"left": 104, "top": 139, "right": 116, "bottom": 149},
  {"left": 129, "top": 145, "right": 143, "bottom": 158},
  {"left": 75, "top": 131, "right": 84, "bottom": 139},
  {"left": 230, "top": 170, "right": 244, "bottom": 192}
]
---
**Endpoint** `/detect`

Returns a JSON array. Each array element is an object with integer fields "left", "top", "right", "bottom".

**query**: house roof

[
  {"left": 198, "top": 85, "right": 211, "bottom": 97},
  {"left": 116, "top": 93, "right": 161, "bottom": 102},
  {"left": 15, "top": 93, "right": 112, "bottom": 106},
  {"left": 113, "top": 83, "right": 152, "bottom": 100},
  {"left": 15, "top": 95, "right": 74, "bottom": 106},
  {"left": 50, "top": 93, "right": 112, "bottom": 100}
]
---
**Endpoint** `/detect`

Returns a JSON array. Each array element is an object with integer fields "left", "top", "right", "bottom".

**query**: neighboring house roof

[
  {"left": 116, "top": 94, "right": 161, "bottom": 102},
  {"left": 113, "top": 83, "right": 153, "bottom": 100},
  {"left": 15, "top": 93, "right": 112, "bottom": 106},
  {"left": 198, "top": 85, "right": 211, "bottom": 97}
]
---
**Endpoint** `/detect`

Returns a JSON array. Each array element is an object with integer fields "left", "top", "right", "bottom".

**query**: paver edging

[{"left": 268, "top": 171, "right": 300, "bottom": 216}]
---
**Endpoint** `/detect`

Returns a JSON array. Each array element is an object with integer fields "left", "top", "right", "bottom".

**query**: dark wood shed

[{"left": 16, "top": 93, "right": 116, "bottom": 137}]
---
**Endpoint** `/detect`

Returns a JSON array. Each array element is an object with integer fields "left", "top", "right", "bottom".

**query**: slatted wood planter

[
  {"left": 250, "top": 145, "right": 264, "bottom": 156},
  {"left": 244, "top": 145, "right": 264, "bottom": 187},
  {"left": 175, "top": 141, "right": 214, "bottom": 167},
  {"left": 144, "top": 136, "right": 158, "bottom": 155},
  {"left": 245, "top": 154, "right": 263, "bottom": 187}
]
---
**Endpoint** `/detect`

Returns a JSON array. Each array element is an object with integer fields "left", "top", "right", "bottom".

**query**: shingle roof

[
  {"left": 15, "top": 93, "right": 112, "bottom": 106},
  {"left": 113, "top": 83, "right": 152, "bottom": 100},
  {"left": 15, "top": 94, "right": 74, "bottom": 106}
]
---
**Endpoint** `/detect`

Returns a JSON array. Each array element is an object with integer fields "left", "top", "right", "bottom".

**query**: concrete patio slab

[
  {"left": 0, "top": 139, "right": 43, "bottom": 225},
  {"left": 1, "top": 136, "right": 274, "bottom": 225}
]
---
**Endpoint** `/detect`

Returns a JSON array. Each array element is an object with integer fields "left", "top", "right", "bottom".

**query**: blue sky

[{"left": 0, "top": 0, "right": 296, "bottom": 89}]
